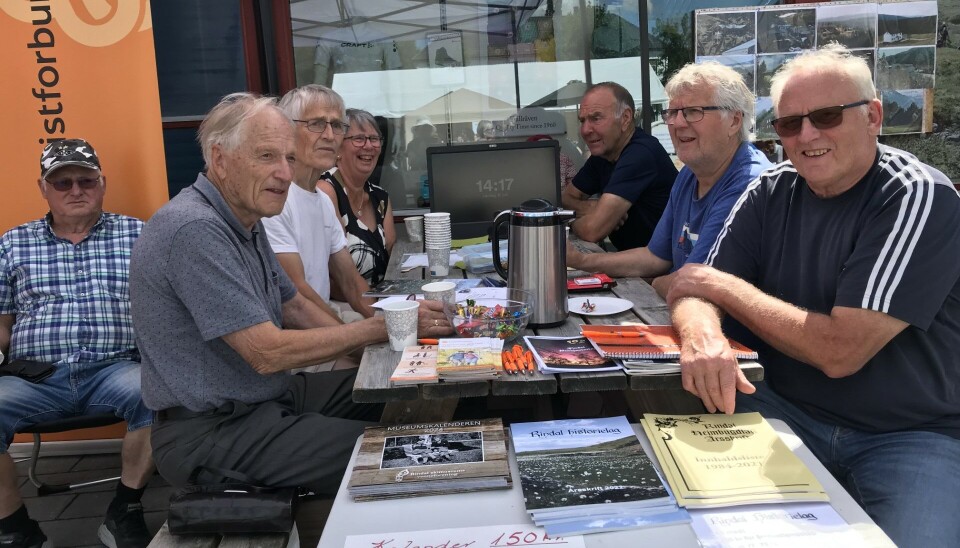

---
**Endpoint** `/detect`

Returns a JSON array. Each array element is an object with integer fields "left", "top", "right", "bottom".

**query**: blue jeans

[
  {"left": 737, "top": 385, "right": 960, "bottom": 548},
  {"left": 0, "top": 359, "right": 153, "bottom": 453}
]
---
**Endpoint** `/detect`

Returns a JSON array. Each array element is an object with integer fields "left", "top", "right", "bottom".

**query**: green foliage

[
  {"left": 652, "top": 16, "right": 693, "bottom": 83},
  {"left": 882, "top": 135, "right": 960, "bottom": 179}
]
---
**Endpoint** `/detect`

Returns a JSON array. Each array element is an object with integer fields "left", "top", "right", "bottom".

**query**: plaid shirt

[{"left": 0, "top": 212, "right": 143, "bottom": 364}]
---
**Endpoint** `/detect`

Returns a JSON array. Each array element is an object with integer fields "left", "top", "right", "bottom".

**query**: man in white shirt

[{"left": 262, "top": 85, "right": 375, "bottom": 326}]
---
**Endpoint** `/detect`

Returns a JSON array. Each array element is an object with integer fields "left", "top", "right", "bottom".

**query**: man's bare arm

[
  {"left": 568, "top": 193, "right": 631, "bottom": 243},
  {"left": 221, "top": 295, "right": 451, "bottom": 374},
  {"left": 329, "top": 248, "right": 376, "bottom": 318},
  {"left": 567, "top": 241, "right": 672, "bottom": 279},
  {"left": 275, "top": 253, "right": 344, "bottom": 325},
  {"left": 669, "top": 263, "right": 909, "bottom": 378}
]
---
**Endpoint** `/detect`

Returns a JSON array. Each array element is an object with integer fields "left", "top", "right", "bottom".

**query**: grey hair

[
  {"left": 665, "top": 61, "right": 755, "bottom": 142},
  {"left": 197, "top": 92, "right": 289, "bottom": 167},
  {"left": 345, "top": 108, "right": 382, "bottom": 137},
  {"left": 586, "top": 82, "right": 636, "bottom": 122},
  {"left": 277, "top": 84, "right": 345, "bottom": 121},
  {"left": 770, "top": 43, "right": 876, "bottom": 114}
]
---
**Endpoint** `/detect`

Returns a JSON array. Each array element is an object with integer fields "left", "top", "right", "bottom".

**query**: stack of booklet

[
  {"left": 347, "top": 418, "right": 511, "bottom": 501},
  {"left": 510, "top": 416, "right": 689, "bottom": 536},
  {"left": 436, "top": 337, "right": 503, "bottom": 381},
  {"left": 389, "top": 344, "right": 438, "bottom": 385},
  {"left": 581, "top": 325, "right": 758, "bottom": 376},
  {"left": 640, "top": 413, "right": 829, "bottom": 508},
  {"left": 522, "top": 336, "right": 623, "bottom": 374}
]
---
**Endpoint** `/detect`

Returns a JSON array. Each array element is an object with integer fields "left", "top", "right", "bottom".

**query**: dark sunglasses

[
  {"left": 770, "top": 100, "right": 870, "bottom": 138},
  {"left": 45, "top": 176, "right": 100, "bottom": 192}
]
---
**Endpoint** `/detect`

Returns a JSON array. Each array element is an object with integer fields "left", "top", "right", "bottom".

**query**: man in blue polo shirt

[
  {"left": 567, "top": 63, "right": 770, "bottom": 298},
  {"left": 0, "top": 140, "right": 154, "bottom": 548},
  {"left": 562, "top": 82, "right": 677, "bottom": 250}
]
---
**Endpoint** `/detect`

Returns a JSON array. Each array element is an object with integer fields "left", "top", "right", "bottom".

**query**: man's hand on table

[
  {"left": 668, "top": 263, "right": 755, "bottom": 414},
  {"left": 417, "top": 299, "right": 454, "bottom": 338}
]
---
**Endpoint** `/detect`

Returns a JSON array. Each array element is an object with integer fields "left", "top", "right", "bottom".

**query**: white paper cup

[
  {"left": 382, "top": 300, "right": 420, "bottom": 351},
  {"left": 427, "top": 247, "right": 451, "bottom": 277},
  {"left": 404, "top": 216, "right": 424, "bottom": 242},
  {"left": 421, "top": 281, "right": 457, "bottom": 305}
]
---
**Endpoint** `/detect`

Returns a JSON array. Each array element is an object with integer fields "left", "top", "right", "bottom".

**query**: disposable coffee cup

[
  {"left": 404, "top": 216, "right": 424, "bottom": 243},
  {"left": 421, "top": 281, "right": 457, "bottom": 306},
  {"left": 427, "top": 247, "right": 451, "bottom": 277},
  {"left": 382, "top": 300, "right": 420, "bottom": 351}
]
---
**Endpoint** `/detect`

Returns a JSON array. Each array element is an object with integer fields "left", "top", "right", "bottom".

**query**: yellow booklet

[{"left": 642, "top": 413, "right": 827, "bottom": 508}]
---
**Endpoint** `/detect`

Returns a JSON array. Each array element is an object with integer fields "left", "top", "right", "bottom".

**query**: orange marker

[
  {"left": 524, "top": 350, "right": 535, "bottom": 374},
  {"left": 417, "top": 338, "right": 440, "bottom": 345}
]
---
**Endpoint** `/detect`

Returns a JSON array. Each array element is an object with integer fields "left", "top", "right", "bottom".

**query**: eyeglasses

[
  {"left": 346, "top": 135, "right": 384, "bottom": 147},
  {"left": 293, "top": 118, "right": 349, "bottom": 135},
  {"left": 661, "top": 106, "right": 725, "bottom": 124},
  {"left": 770, "top": 100, "right": 870, "bottom": 138},
  {"left": 45, "top": 176, "right": 100, "bottom": 192}
]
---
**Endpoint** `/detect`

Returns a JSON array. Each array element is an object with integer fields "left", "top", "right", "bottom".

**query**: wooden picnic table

[{"left": 354, "top": 233, "right": 763, "bottom": 423}]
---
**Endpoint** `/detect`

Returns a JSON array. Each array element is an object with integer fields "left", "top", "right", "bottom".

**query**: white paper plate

[{"left": 568, "top": 296, "right": 633, "bottom": 316}]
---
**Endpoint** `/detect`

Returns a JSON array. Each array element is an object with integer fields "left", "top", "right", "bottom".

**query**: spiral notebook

[{"left": 581, "top": 325, "right": 757, "bottom": 360}]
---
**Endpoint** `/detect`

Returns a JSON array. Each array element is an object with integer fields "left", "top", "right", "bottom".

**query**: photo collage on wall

[{"left": 695, "top": 0, "right": 938, "bottom": 137}]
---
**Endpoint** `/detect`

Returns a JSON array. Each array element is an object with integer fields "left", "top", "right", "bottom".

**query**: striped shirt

[
  {"left": 704, "top": 145, "right": 960, "bottom": 438},
  {"left": 0, "top": 212, "right": 143, "bottom": 364}
]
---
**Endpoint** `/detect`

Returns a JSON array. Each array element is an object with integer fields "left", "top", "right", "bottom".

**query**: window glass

[
  {"left": 152, "top": 0, "right": 246, "bottom": 119},
  {"left": 289, "top": 0, "right": 649, "bottom": 211}
]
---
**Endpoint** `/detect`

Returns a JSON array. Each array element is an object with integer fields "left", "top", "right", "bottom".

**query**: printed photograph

[
  {"left": 817, "top": 3, "right": 877, "bottom": 50},
  {"left": 755, "top": 52, "right": 800, "bottom": 98},
  {"left": 757, "top": 8, "right": 816, "bottom": 54},
  {"left": 696, "top": 11, "right": 757, "bottom": 57},
  {"left": 878, "top": 0, "right": 937, "bottom": 47},
  {"left": 881, "top": 89, "right": 925, "bottom": 134},
  {"left": 380, "top": 431, "right": 484, "bottom": 469},
  {"left": 755, "top": 96, "right": 777, "bottom": 141},
  {"left": 877, "top": 46, "right": 936, "bottom": 89},
  {"left": 697, "top": 54, "right": 756, "bottom": 92}
]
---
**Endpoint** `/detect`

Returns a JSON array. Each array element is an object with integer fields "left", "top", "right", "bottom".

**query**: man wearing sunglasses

[
  {"left": 667, "top": 45, "right": 960, "bottom": 547},
  {"left": 567, "top": 63, "right": 770, "bottom": 298},
  {"left": 563, "top": 82, "right": 677, "bottom": 251},
  {"left": 0, "top": 139, "right": 155, "bottom": 547}
]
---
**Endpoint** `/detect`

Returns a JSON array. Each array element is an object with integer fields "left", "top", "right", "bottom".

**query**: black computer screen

[{"left": 427, "top": 140, "right": 562, "bottom": 239}]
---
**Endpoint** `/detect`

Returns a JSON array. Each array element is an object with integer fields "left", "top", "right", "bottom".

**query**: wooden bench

[{"left": 148, "top": 522, "right": 298, "bottom": 548}]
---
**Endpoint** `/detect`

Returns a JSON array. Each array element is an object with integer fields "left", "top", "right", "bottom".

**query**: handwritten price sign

[{"left": 343, "top": 524, "right": 586, "bottom": 548}]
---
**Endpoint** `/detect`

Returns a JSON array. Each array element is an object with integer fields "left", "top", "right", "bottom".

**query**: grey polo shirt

[{"left": 131, "top": 173, "right": 297, "bottom": 411}]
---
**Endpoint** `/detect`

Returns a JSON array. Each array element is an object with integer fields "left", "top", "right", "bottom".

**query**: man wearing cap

[
  {"left": 0, "top": 140, "right": 154, "bottom": 548},
  {"left": 563, "top": 82, "right": 677, "bottom": 251}
]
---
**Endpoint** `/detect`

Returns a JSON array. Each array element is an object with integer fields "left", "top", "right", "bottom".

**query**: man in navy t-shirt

[
  {"left": 567, "top": 63, "right": 769, "bottom": 297},
  {"left": 667, "top": 45, "right": 960, "bottom": 547},
  {"left": 562, "top": 82, "right": 677, "bottom": 250}
]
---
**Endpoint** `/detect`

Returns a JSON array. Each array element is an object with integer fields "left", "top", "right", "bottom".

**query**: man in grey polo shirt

[{"left": 130, "top": 93, "right": 451, "bottom": 493}]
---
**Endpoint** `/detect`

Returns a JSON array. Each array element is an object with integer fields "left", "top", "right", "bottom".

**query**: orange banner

[{"left": 0, "top": 0, "right": 168, "bottom": 231}]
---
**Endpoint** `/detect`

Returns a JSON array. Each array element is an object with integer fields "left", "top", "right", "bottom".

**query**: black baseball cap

[{"left": 40, "top": 139, "right": 101, "bottom": 178}]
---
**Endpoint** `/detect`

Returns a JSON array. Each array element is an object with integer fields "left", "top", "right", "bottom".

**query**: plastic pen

[{"left": 417, "top": 338, "right": 440, "bottom": 345}]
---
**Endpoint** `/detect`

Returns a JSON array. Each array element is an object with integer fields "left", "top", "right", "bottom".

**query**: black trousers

[{"left": 152, "top": 369, "right": 383, "bottom": 494}]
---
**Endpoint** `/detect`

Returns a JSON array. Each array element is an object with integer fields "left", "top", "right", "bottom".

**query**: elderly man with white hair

[
  {"left": 130, "top": 93, "right": 451, "bottom": 494},
  {"left": 667, "top": 44, "right": 960, "bottom": 547},
  {"left": 567, "top": 62, "right": 770, "bottom": 298}
]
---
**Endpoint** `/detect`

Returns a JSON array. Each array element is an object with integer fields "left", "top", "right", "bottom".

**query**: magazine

[
  {"left": 347, "top": 418, "right": 511, "bottom": 501},
  {"left": 582, "top": 325, "right": 758, "bottom": 360},
  {"left": 509, "top": 416, "right": 687, "bottom": 535},
  {"left": 522, "top": 336, "right": 623, "bottom": 373},
  {"left": 389, "top": 345, "right": 438, "bottom": 385}
]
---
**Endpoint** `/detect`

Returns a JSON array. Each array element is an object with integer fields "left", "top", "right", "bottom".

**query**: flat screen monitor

[{"left": 427, "top": 140, "right": 562, "bottom": 239}]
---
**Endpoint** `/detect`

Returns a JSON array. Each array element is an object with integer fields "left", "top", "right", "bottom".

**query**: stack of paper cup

[{"left": 423, "top": 212, "right": 452, "bottom": 277}]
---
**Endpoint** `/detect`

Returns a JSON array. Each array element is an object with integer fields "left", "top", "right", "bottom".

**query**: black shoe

[
  {"left": 0, "top": 519, "right": 47, "bottom": 548},
  {"left": 98, "top": 502, "right": 149, "bottom": 548}
]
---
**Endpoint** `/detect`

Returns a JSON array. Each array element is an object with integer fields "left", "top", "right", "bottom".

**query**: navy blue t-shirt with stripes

[{"left": 706, "top": 145, "right": 960, "bottom": 439}]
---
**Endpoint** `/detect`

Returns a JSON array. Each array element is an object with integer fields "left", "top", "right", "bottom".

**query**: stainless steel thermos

[{"left": 492, "top": 199, "right": 576, "bottom": 328}]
